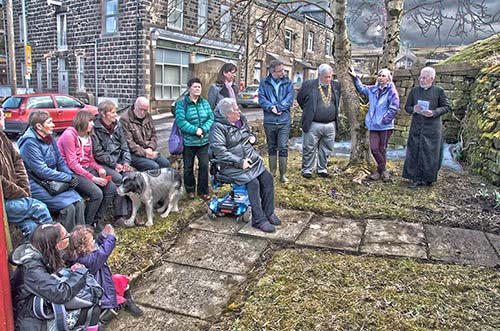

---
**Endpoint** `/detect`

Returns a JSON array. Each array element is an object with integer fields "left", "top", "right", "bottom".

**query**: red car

[{"left": 1, "top": 93, "right": 98, "bottom": 136}]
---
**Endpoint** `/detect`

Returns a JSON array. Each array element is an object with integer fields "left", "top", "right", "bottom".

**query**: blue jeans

[
  {"left": 131, "top": 154, "right": 171, "bottom": 171},
  {"left": 183, "top": 144, "right": 209, "bottom": 195},
  {"left": 246, "top": 170, "right": 275, "bottom": 225},
  {"left": 75, "top": 170, "right": 117, "bottom": 225},
  {"left": 5, "top": 197, "right": 53, "bottom": 238},
  {"left": 264, "top": 123, "right": 290, "bottom": 157}
]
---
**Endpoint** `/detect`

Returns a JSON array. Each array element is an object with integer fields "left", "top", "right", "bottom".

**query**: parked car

[
  {"left": 237, "top": 85, "right": 259, "bottom": 108},
  {"left": 1, "top": 93, "right": 98, "bottom": 136}
]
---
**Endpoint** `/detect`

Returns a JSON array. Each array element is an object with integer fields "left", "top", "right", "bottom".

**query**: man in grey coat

[
  {"left": 208, "top": 98, "right": 281, "bottom": 233},
  {"left": 297, "top": 64, "right": 341, "bottom": 179}
]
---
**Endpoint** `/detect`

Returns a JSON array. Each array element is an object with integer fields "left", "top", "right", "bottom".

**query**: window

[
  {"left": 325, "top": 37, "right": 331, "bottom": 56},
  {"left": 168, "top": 0, "right": 183, "bottom": 30},
  {"left": 55, "top": 96, "right": 84, "bottom": 108},
  {"left": 46, "top": 59, "right": 52, "bottom": 90},
  {"left": 307, "top": 31, "right": 314, "bottom": 52},
  {"left": 57, "top": 13, "right": 67, "bottom": 51},
  {"left": 254, "top": 61, "right": 262, "bottom": 82},
  {"left": 255, "top": 20, "right": 263, "bottom": 44},
  {"left": 154, "top": 48, "right": 189, "bottom": 100},
  {"left": 76, "top": 56, "right": 85, "bottom": 92},
  {"left": 220, "top": 5, "right": 231, "bottom": 40},
  {"left": 284, "top": 29, "right": 292, "bottom": 51},
  {"left": 198, "top": 0, "right": 208, "bottom": 34},
  {"left": 27, "top": 96, "right": 55, "bottom": 109},
  {"left": 104, "top": 0, "right": 118, "bottom": 34}
]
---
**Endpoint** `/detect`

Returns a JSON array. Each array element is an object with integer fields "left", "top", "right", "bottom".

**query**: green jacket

[{"left": 175, "top": 95, "right": 214, "bottom": 147}]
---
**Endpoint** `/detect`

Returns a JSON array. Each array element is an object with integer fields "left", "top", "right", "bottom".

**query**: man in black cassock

[{"left": 403, "top": 66, "right": 451, "bottom": 188}]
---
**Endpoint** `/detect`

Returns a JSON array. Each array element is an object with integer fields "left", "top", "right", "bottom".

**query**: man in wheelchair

[{"left": 208, "top": 98, "right": 281, "bottom": 233}]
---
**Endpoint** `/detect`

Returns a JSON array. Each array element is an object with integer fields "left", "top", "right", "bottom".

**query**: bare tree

[{"left": 381, "top": 0, "right": 404, "bottom": 72}]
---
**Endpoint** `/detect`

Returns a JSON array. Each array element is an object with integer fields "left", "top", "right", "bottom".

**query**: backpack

[
  {"left": 169, "top": 99, "right": 186, "bottom": 155},
  {"left": 32, "top": 268, "right": 103, "bottom": 331}
]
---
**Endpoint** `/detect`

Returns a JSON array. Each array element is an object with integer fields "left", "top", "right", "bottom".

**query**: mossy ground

[{"left": 109, "top": 150, "right": 499, "bottom": 329}]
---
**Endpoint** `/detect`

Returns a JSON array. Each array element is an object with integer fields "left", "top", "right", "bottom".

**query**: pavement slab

[
  {"left": 189, "top": 214, "right": 246, "bottom": 235},
  {"left": 165, "top": 228, "right": 268, "bottom": 274},
  {"left": 295, "top": 216, "right": 364, "bottom": 251},
  {"left": 133, "top": 262, "right": 246, "bottom": 320},
  {"left": 426, "top": 225, "right": 500, "bottom": 267},
  {"left": 361, "top": 220, "right": 427, "bottom": 259},
  {"left": 238, "top": 209, "right": 313, "bottom": 243},
  {"left": 485, "top": 233, "right": 500, "bottom": 258},
  {"left": 107, "top": 306, "right": 209, "bottom": 331}
]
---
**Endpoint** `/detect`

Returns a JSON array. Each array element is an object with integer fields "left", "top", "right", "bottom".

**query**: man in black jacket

[{"left": 297, "top": 64, "right": 341, "bottom": 179}]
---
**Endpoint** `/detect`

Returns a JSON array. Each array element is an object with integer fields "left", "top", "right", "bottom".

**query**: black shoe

[
  {"left": 318, "top": 172, "right": 331, "bottom": 178},
  {"left": 123, "top": 290, "right": 144, "bottom": 317},
  {"left": 267, "top": 214, "right": 281, "bottom": 225},
  {"left": 408, "top": 181, "right": 420, "bottom": 189},
  {"left": 100, "top": 308, "right": 120, "bottom": 325},
  {"left": 302, "top": 173, "right": 312, "bottom": 179}
]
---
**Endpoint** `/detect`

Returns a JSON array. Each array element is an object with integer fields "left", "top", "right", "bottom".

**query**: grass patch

[{"left": 228, "top": 249, "right": 500, "bottom": 331}]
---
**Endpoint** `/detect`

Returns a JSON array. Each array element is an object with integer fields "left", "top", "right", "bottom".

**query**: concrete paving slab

[
  {"left": 426, "top": 225, "right": 500, "bottom": 267},
  {"left": 295, "top": 216, "right": 363, "bottom": 251},
  {"left": 485, "top": 233, "right": 500, "bottom": 258},
  {"left": 165, "top": 229, "right": 268, "bottom": 274},
  {"left": 361, "top": 220, "right": 427, "bottom": 259},
  {"left": 107, "top": 306, "right": 209, "bottom": 331},
  {"left": 238, "top": 209, "right": 313, "bottom": 243},
  {"left": 189, "top": 214, "right": 246, "bottom": 235},
  {"left": 133, "top": 262, "right": 246, "bottom": 319}
]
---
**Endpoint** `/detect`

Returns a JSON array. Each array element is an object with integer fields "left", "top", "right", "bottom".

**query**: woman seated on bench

[{"left": 208, "top": 98, "right": 281, "bottom": 233}]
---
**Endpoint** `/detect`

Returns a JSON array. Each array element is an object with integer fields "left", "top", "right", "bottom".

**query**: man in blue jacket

[{"left": 258, "top": 60, "right": 294, "bottom": 183}]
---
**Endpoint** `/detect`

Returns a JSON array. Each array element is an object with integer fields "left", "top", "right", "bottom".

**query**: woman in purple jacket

[
  {"left": 349, "top": 68, "right": 400, "bottom": 182},
  {"left": 66, "top": 224, "right": 143, "bottom": 325}
]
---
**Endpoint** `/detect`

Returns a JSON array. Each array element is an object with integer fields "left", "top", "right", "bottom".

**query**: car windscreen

[
  {"left": 244, "top": 86, "right": 259, "bottom": 92},
  {"left": 55, "top": 95, "right": 84, "bottom": 108},
  {"left": 27, "top": 96, "right": 56, "bottom": 109},
  {"left": 2, "top": 97, "right": 23, "bottom": 108}
]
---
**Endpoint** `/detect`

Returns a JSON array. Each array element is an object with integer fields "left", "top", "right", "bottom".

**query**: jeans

[
  {"left": 302, "top": 122, "right": 336, "bottom": 175},
  {"left": 370, "top": 130, "right": 393, "bottom": 173},
  {"left": 131, "top": 154, "right": 171, "bottom": 171},
  {"left": 264, "top": 123, "right": 291, "bottom": 157},
  {"left": 246, "top": 170, "right": 275, "bottom": 225},
  {"left": 102, "top": 165, "right": 131, "bottom": 219},
  {"left": 75, "top": 171, "right": 117, "bottom": 225},
  {"left": 183, "top": 144, "right": 209, "bottom": 195},
  {"left": 57, "top": 200, "right": 85, "bottom": 232},
  {"left": 5, "top": 197, "right": 53, "bottom": 238}
]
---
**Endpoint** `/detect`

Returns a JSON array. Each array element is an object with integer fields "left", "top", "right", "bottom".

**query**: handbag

[
  {"left": 32, "top": 268, "right": 103, "bottom": 331},
  {"left": 27, "top": 169, "right": 76, "bottom": 196},
  {"left": 168, "top": 120, "right": 184, "bottom": 155}
]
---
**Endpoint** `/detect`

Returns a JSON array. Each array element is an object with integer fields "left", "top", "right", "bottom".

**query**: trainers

[
  {"left": 252, "top": 221, "right": 275, "bottom": 233},
  {"left": 408, "top": 180, "right": 420, "bottom": 189},
  {"left": 369, "top": 172, "right": 381, "bottom": 180},
  {"left": 268, "top": 214, "right": 281, "bottom": 225},
  {"left": 381, "top": 170, "right": 390, "bottom": 182},
  {"left": 302, "top": 173, "right": 312, "bottom": 179},
  {"left": 188, "top": 192, "right": 195, "bottom": 199},
  {"left": 318, "top": 172, "right": 331, "bottom": 178},
  {"left": 114, "top": 217, "right": 134, "bottom": 228},
  {"left": 200, "top": 194, "right": 211, "bottom": 201}
]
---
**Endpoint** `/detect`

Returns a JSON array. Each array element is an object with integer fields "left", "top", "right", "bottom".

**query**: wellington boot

[
  {"left": 124, "top": 290, "right": 144, "bottom": 317},
  {"left": 279, "top": 157, "right": 289, "bottom": 183},
  {"left": 268, "top": 155, "right": 277, "bottom": 177}
]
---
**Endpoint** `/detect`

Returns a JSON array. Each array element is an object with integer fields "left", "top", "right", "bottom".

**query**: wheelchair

[{"left": 207, "top": 161, "right": 251, "bottom": 222}]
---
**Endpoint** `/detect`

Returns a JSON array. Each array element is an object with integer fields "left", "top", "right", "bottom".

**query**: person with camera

[
  {"left": 18, "top": 110, "right": 84, "bottom": 232},
  {"left": 209, "top": 98, "right": 281, "bottom": 233}
]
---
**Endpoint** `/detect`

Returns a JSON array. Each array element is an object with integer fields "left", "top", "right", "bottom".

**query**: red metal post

[{"left": 0, "top": 189, "right": 15, "bottom": 331}]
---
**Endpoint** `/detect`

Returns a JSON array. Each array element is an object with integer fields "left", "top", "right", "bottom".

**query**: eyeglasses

[{"left": 60, "top": 234, "right": 70, "bottom": 241}]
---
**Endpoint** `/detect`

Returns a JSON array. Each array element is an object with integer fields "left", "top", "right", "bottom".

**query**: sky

[{"left": 346, "top": 0, "right": 500, "bottom": 48}]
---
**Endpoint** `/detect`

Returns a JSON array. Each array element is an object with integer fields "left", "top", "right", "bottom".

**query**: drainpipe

[
  {"left": 135, "top": 0, "right": 140, "bottom": 98},
  {"left": 6, "top": 0, "right": 16, "bottom": 95},
  {"left": 94, "top": 39, "right": 98, "bottom": 106}
]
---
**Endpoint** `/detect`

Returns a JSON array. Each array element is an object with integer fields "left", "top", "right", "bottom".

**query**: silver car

[{"left": 237, "top": 85, "right": 259, "bottom": 108}]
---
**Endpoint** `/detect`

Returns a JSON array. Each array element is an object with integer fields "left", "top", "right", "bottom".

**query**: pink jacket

[{"left": 57, "top": 127, "right": 103, "bottom": 180}]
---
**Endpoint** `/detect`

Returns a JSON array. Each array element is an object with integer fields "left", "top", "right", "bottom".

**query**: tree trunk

[
  {"left": 381, "top": 0, "right": 404, "bottom": 72},
  {"left": 332, "top": 0, "right": 372, "bottom": 170}
]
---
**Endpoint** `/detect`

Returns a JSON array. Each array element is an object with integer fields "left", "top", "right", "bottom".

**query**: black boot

[
  {"left": 99, "top": 307, "right": 120, "bottom": 325},
  {"left": 123, "top": 289, "right": 143, "bottom": 317}
]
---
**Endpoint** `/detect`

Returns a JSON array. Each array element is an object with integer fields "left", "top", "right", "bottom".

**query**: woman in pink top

[{"left": 58, "top": 110, "right": 116, "bottom": 229}]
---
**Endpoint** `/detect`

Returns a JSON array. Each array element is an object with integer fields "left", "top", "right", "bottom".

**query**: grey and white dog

[{"left": 117, "top": 168, "right": 183, "bottom": 227}]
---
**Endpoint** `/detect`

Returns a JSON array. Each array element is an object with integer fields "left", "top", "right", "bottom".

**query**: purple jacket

[{"left": 75, "top": 233, "right": 117, "bottom": 309}]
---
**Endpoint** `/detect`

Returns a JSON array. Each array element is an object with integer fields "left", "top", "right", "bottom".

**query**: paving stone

[
  {"left": 485, "top": 233, "right": 500, "bottom": 258},
  {"left": 107, "top": 306, "right": 209, "bottom": 331},
  {"left": 165, "top": 229, "right": 268, "bottom": 274},
  {"left": 426, "top": 225, "right": 500, "bottom": 267},
  {"left": 238, "top": 209, "right": 313, "bottom": 243},
  {"left": 295, "top": 216, "right": 363, "bottom": 251},
  {"left": 133, "top": 262, "right": 246, "bottom": 319},
  {"left": 361, "top": 220, "right": 427, "bottom": 259},
  {"left": 189, "top": 214, "right": 246, "bottom": 235}
]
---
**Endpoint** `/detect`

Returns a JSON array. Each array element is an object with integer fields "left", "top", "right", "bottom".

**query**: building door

[{"left": 58, "top": 58, "right": 68, "bottom": 94}]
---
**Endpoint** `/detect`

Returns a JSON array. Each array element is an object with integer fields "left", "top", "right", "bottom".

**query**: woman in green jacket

[{"left": 175, "top": 78, "right": 214, "bottom": 200}]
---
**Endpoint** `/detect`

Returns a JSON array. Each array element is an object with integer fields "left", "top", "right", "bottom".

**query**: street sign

[{"left": 25, "top": 45, "right": 32, "bottom": 75}]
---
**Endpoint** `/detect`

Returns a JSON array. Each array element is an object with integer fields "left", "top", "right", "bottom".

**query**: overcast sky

[{"left": 347, "top": 0, "right": 500, "bottom": 47}]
